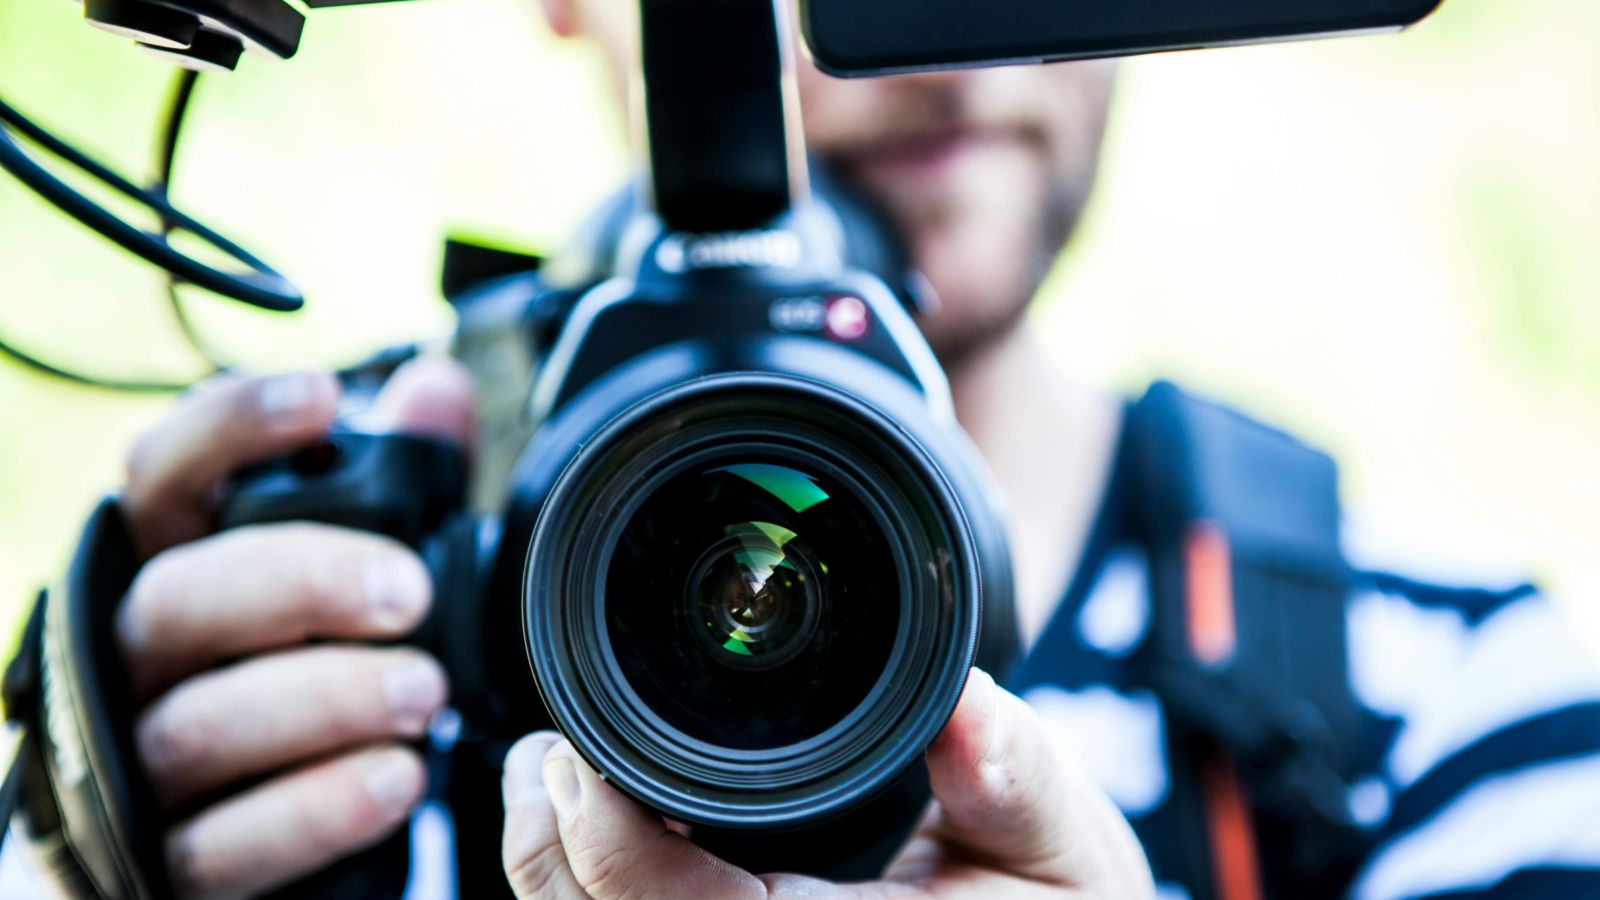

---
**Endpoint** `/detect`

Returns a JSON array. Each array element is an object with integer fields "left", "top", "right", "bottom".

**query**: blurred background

[{"left": 1, "top": 0, "right": 1596, "bottom": 646}]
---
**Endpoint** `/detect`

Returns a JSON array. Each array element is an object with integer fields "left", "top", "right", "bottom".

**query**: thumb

[
  {"left": 366, "top": 354, "right": 477, "bottom": 450},
  {"left": 500, "top": 733, "right": 763, "bottom": 900},
  {"left": 920, "top": 669, "right": 1155, "bottom": 895},
  {"left": 500, "top": 732, "right": 586, "bottom": 899}
]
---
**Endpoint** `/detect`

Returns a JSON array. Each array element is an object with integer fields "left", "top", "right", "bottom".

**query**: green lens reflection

[
  {"left": 711, "top": 463, "right": 830, "bottom": 514},
  {"left": 691, "top": 519, "right": 821, "bottom": 669},
  {"left": 607, "top": 451, "right": 902, "bottom": 748}
]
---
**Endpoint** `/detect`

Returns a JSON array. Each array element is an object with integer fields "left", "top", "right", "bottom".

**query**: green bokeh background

[{"left": 1, "top": 0, "right": 1597, "bottom": 645}]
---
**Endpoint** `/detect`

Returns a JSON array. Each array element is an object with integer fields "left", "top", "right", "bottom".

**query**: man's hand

[
  {"left": 114, "top": 357, "right": 475, "bottom": 900},
  {"left": 500, "top": 668, "right": 1157, "bottom": 899}
]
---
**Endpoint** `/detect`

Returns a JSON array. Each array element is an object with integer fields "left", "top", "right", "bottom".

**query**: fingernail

[
  {"left": 257, "top": 372, "right": 325, "bottom": 418},
  {"left": 969, "top": 669, "right": 1013, "bottom": 795},
  {"left": 384, "top": 658, "right": 446, "bottom": 734},
  {"left": 364, "top": 752, "right": 421, "bottom": 814},
  {"left": 364, "top": 555, "right": 429, "bottom": 631},
  {"left": 544, "top": 751, "right": 581, "bottom": 821},
  {"left": 971, "top": 669, "right": 1006, "bottom": 762}
]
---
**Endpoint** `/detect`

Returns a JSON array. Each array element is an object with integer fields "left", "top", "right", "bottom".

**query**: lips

[
  {"left": 844, "top": 128, "right": 976, "bottom": 179},
  {"left": 837, "top": 126, "right": 1028, "bottom": 188}
]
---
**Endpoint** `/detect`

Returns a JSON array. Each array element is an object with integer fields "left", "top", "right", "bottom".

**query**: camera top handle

[{"left": 640, "top": 0, "right": 807, "bottom": 234}]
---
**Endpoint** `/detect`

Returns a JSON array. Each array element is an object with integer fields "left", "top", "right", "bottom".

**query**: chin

[
  {"left": 914, "top": 280, "right": 1031, "bottom": 367},
  {"left": 912, "top": 216, "right": 1039, "bottom": 349}
]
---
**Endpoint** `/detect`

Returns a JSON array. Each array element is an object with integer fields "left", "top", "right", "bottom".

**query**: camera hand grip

[
  {"left": 220, "top": 431, "right": 467, "bottom": 542},
  {"left": 218, "top": 430, "right": 468, "bottom": 900}
]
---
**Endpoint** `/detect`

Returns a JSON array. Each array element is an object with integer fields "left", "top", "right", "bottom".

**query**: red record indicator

[{"left": 823, "top": 295, "right": 870, "bottom": 342}]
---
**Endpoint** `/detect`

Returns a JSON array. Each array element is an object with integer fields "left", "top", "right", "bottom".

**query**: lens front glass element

[{"left": 604, "top": 453, "right": 901, "bottom": 751}]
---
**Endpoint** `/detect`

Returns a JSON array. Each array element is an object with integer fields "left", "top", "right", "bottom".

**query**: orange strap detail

[
  {"left": 1184, "top": 521, "right": 1237, "bottom": 666},
  {"left": 1184, "top": 523, "right": 1262, "bottom": 900},
  {"left": 1201, "top": 754, "right": 1264, "bottom": 900}
]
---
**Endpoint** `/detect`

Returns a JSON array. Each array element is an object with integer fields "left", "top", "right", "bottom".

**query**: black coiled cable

[{"left": 0, "top": 70, "right": 302, "bottom": 391}]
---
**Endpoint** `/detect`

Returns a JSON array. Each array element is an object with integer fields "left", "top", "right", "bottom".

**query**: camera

[{"left": 220, "top": 164, "right": 1018, "bottom": 880}]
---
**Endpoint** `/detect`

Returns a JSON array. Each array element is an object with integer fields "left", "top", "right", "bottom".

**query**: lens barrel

[{"left": 524, "top": 373, "right": 983, "bottom": 830}]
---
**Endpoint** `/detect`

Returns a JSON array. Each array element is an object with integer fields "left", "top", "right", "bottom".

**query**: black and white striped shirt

[{"left": 1010, "top": 489, "right": 1600, "bottom": 899}]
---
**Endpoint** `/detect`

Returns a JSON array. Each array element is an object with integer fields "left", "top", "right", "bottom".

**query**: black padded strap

[
  {"left": 1127, "top": 381, "right": 1371, "bottom": 899},
  {"left": 42, "top": 498, "right": 167, "bottom": 898},
  {"left": 0, "top": 499, "right": 164, "bottom": 898},
  {"left": 2, "top": 494, "right": 417, "bottom": 899}
]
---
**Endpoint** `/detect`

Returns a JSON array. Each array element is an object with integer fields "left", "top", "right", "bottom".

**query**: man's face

[{"left": 550, "top": 0, "right": 1116, "bottom": 365}]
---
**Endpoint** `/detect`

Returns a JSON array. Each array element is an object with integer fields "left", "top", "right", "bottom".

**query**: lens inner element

[
  {"left": 604, "top": 452, "right": 901, "bottom": 750},
  {"left": 688, "top": 521, "right": 821, "bottom": 669}
]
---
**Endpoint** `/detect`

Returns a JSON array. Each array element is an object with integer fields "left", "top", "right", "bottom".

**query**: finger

[
  {"left": 166, "top": 743, "right": 425, "bottom": 900},
  {"left": 119, "top": 523, "right": 430, "bottom": 699},
  {"left": 500, "top": 732, "right": 586, "bottom": 900},
  {"left": 138, "top": 645, "right": 447, "bottom": 810},
  {"left": 918, "top": 669, "right": 1154, "bottom": 895},
  {"left": 124, "top": 371, "right": 341, "bottom": 557},
  {"left": 524, "top": 739, "right": 765, "bottom": 900},
  {"left": 366, "top": 354, "right": 477, "bottom": 449}
]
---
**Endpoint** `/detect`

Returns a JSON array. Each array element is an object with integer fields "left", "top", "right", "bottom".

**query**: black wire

[
  {"left": 157, "top": 70, "right": 198, "bottom": 188},
  {"left": 154, "top": 69, "right": 230, "bottom": 373},
  {"left": 0, "top": 94, "right": 162, "bottom": 209},
  {"left": 0, "top": 334, "right": 195, "bottom": 393},
  {"left": 0, "top": 70, "right": 249, "bottom": 392},
  {"left": 0, "top": 92, "right": 302, "bottom": 310}
]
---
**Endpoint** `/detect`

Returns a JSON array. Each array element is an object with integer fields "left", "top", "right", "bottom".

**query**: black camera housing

[
  {"left": 218, "top": 172, "right": 1020, "bottom": 883},
  {"left": 499, "top": 204, "right": 1017, "bottom": 830},
  {"left": 188, "top": 0, "right": 1022, "bottom": 881}
]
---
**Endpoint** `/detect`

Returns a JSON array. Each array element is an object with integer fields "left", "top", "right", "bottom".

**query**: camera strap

[
  {"left": 0, "top": 492, "right": 418, "bottom": 899},
  {"left": 1127, "top": 382, "right": 1374, "bottom": 900},
  {"left": 0, "top": 498, "right": 171, "bottom": 899}
]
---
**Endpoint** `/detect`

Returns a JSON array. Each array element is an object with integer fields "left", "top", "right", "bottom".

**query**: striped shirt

[{"left": 1008, "top": 464, "right": 1600, "bottom": 898}]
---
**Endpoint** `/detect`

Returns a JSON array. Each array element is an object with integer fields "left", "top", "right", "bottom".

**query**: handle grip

[
  {"left": 222, "top": 431, "right": 467, "bottom": 542},
  {"left": 222, "top": 430, "right": 470, "bottom": 900}
]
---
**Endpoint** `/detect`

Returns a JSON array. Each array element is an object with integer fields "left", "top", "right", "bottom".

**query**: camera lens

[
  {"left": 525, "top": 374, "right": 991, "bottom": 830},
  {"left": 605, "top": 454, "right": 899, "bottom": 749}
]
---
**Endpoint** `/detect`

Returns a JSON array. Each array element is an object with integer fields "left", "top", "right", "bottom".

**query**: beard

[
  {"left": 804, "top": 61, "right": 1115, "bottom": 368},
  {"left": 908, "top": 169, "right": 1086, "bottom": 368}
]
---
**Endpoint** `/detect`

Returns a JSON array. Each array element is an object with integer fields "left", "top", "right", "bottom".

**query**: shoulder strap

[{"left": 1127, "top": 381, "right": 1372, "bottom": 900}]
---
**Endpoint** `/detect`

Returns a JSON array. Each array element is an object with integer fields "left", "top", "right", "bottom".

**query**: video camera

[{"left": 0, "top": 0, "right": 1443, "bottom": 896}]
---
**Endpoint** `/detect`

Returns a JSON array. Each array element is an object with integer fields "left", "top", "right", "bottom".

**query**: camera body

[
  {"left": 502, "top": 184, "right": 1019, "bottom": 823},
  {"left": 221, "top": 175, "right": 1019, "bottom": 880}
]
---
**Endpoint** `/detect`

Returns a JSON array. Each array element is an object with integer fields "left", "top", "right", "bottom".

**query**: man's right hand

[{"left": 113, "top": 358, "right": 475, "bottom": 900}]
